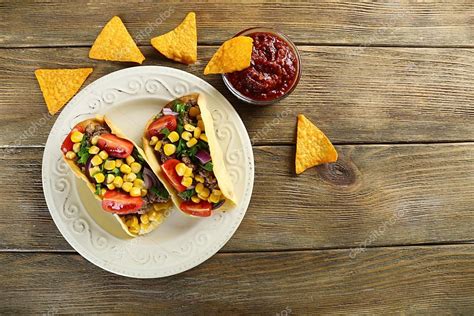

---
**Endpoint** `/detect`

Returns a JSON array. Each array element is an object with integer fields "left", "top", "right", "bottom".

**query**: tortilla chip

[
  {"left": 204, "top": 36, "right": 253, "bottom": 75},
  {"left": 89, "top": 16, "right": 145, "bottom": 64},
  {"left": 35, "top": 68, "right": 93, "bottom": 115},
  {"left": 295, "top": 114, "right": 338, "bottom": 174},
  {"left": 150, "top": 12, "right": 197, "bottom": 64}
]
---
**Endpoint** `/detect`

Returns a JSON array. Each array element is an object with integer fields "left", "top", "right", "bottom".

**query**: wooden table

[{"left": 1, "top": 1, "right": 473, "bottom": 314}]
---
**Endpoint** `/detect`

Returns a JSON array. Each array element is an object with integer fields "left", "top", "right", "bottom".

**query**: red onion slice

[
  {"left": 195, "top": 150, "right": 211, "bottom": 164},
  {"left": 162, "top": 108, "right": 179, "bottom": 116}
]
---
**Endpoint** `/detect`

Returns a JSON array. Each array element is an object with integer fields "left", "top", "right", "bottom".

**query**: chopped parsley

[
  {"left": 178, "top": 188, "right": 195, "bottom": 200},
  {"left": 202, "top": 162, "right": 213, "bottom": 172},
  {"left": 160, "top": 127, "right": 170, "bottom": 138},
  {"left": 173, "top": 101, "right": 188, "bottom": 114},
  {"left": 150, "top": 186, "right": 170, "bottom": 200},
  {"left": 77, "top": 137, "right": 90, "bottom": 165},
  {"left": 95, "top": 184, "right": 101, "bottom": 195}
]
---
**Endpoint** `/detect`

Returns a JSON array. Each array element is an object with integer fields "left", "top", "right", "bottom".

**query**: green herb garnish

[
  {"left": 178, "top": 188, "right": 195, "bottom": 200},
  {"left": 150, "top": 186, "right": 170, "bottom": 199},
  {"left": 202, "top": 162, "right": 213, "bottom": 172},
  {"left": 95, "top": 184, "right": 101, "bottom": 195},
  {"left": 160, "top": 128, "right": 170, "bottom": 138},
  {"left": 110, "top": 167, "right": 120, "bottom": 176},
  {"left": 173, "top": 101, "right": 188, "bottom": 114},
  {"left": 77, "top": 137, "right": 90, "bottom": 165},
  {"left": 133, "top": 148, "right": 145, "bottom": 163}
]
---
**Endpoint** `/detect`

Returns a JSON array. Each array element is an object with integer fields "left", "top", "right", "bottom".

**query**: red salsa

[{"left": 225, "top": 32, "right": 299, "bottom": 101}]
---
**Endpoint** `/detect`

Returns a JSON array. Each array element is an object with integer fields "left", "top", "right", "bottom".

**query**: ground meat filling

[{"left": 84, "top": 123, "right": 109, "bottom": 145}]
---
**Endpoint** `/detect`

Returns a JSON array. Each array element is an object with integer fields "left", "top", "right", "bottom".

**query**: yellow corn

[
  {"left": 140, "top": 214, "right": 149, "bottom": 224},
  {"left": 91, "top": 155, "right": 103, "bottom": 166},
  {"left": 195, "top": 175, "right": 204, "bottom": 183},
  {"left": 163, "top": 144, "right": 176, "bottom": 156},
  {"left": 191, "top": 195, "right": 201, "bottom": 203},
  {"left": 70, "top": 131, "right": 84, "bottom": 143},
  {"left": 149, "top": 211, "right": 163, "bottom": 222},
  {"left": 106, "top": 183, "right": 115, "bottom": 190},
  {"left": 181, "top": 131, "right": 192, "bottom": 141},
  {"left": 120, "top": 164, "right": 132, "bottom": 174},
  {"left": 130, "top": 162, "right": 142, "bottom": 174},
  {"left": 199, "top": 188, "right": 210, "bottom": 199},
  {"left": 126, "top": 155, "right": 135, "bottom": 165},
  {"left": 72, "top": 143, "right": 81, "bottom": 153},
  {"left": 175, "top": 162, "right": 187, "bottom": 176},
  {"left": 186, "top": 138, "right": 198, "bottom": 148},
  {"left": 65, "top": 151, "right": 76, "bottom": 160},
  {"left": 212, "top": 189, "right": 222, "bottom": 196},
  {"left": 197, "top": 120, "right": 205, "bottom": 131},
  {"left": 124, "top": 173, "right": 137, "bottom": 182},
  {"left": 88, "top": 166, "right": 100, "bottom": 177},
  {"left": 193, "top": 127, "right": 202, "bottom": 138},
  {"left": 122, "top": 181, "right": 133, "bottom": 192},
  {"left": 104, "top": 160, "right": 116, "bottom": 170},
  {"left": 113, "top": 176, "right": 123, "bottom": 188},
  {"left": 98, "top": 150, "right": 108, "bottom": 160},
  {"left": 154, "top": 141, "right": 162, "bottom": 151},
  {"left": 91, "top": 135, "right": 99, "bottom": 145},
  {"left": 130, "top": 187, "right": 141, "bottom": 197},
  {"left": 184, "top": 124, "right": 195, "bottom": 132},
  {"left": 88, "top": 146, "right": 100, "bottom": 155},
  {"left": 149, "top": 136, "right": 159, "bottom": 146},
  {"left": 133, "top": 179, "right": 145, "bottom": 189},
  {"left": 195, "top": 183, "right": 204, "bottom": 194},
  {"left": 181, "top": 176, "right": 193, "bottom": 187},
  {"left": 100, "top": 188, "right": 106, "bottom": 197},
  {"left": 200, "top": 134, "right": 208, "bottom": 142},
  {"left": 141, "top": 189, "right": 148, "bottom": 197},
  {"left": 168, "top": 131, "right": 180, "bottom": 143},
  {"left": 189, "top": 106, "right": 200, "bottom": 117},
  {"left": 209, "top": 193, "right": 220, "bottom": 203},
  {"left": 93, "top": 173, "right": 105, "bottom": 184},
  {"left": 184, "top": 167, "right": 193, "bottom": 177},
  {"left": 115, "top": 159, "right": 123, "bottom": 167},
  {"left": 106, "top": 174, "right": 115, "bottom": 184}
]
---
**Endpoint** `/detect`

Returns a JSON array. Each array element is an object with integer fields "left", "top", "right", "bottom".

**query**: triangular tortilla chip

[
  {"left": 295, "top": 114, "right": 338, "bottom": 174},
  {"left": 35, "top": 68, "right": 93, "bottom": 115},
  {"left": 204, "top": 36, "right": 253, "bottom": 75},
  {"left": 150, "top": 12, "right": 197, "bottom": 64},
  {"left": 89, "top": 16, "right": 145, "bottom": 64}
]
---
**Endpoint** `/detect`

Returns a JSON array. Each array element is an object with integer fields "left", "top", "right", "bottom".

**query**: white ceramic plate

[{"left": 42, "top": 66, "right": 254, "bottom": 278}]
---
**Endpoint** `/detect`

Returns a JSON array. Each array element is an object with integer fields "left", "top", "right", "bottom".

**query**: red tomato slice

[
  {"left": 97, "top": 133, "right": 134, "bottom": 158},
  {"left": 102, "top": 190, "right": 143, "bottom": 214},
  {"left": 180, "top": 201, "right": 212, "bottom": 217},
  {"left": 61, "top": 124, "right": 86, "bottom": 154},
  {"left": 147, "top": 115, "right": 177, "bottom": 137},
  {"left": 161, "top": 159, "right": 186, "bottom": 193}
]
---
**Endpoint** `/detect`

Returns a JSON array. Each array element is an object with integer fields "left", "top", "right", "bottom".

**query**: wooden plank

[
  {"left": 1, "top": 1, "right": 473, "bottom": 47},
  {"left": 1, "top": 245, "right": 474, "bottom": 314},
  {"left": 1, "top": 143, "right": 473, "bottom": 252},
  {"left": 0, "top": 46, "right": 473, "bottom": 146}
]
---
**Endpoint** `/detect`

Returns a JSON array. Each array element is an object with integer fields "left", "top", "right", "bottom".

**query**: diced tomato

[
  {"left": 61, "top": 124, "right": 86, "bottom": 153},
  {"left": 97, "top": 133, "right": 134, "bottom": 158},
  {"left": 180, "top": 201, "right": 212, "bottom": 217},
  {"left": 147, "top": 115, "right": 177, "bottom": 137},
  {"left": 102, "top": 190, "right": 143, "bottom": 214},
  {"left": 161, "top": 159, "right": 186, "bottom": 192}
]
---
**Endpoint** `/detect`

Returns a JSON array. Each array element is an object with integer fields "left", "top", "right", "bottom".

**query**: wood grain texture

[
  {"left": 1, "top": 245, "right": 474, "bottom": 314},
  {"left": 0, "top": 46, "right": 473, "bottom": 146},
  {"left": 2, "top": 144, "right": 473, "bottom": 252},
  {"left": 1, "top": 1, "right": 473, "bottom": 47}
]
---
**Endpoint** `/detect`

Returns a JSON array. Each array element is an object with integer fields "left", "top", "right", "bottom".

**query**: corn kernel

[
  {"left": 72, "top": 143, "right": 81, "bottom": 153},
  {"left": 140, "top": 222, "right": 150, "bottom": 232},
  {"left": 98, "top": 150, "right": 108, "bottom": 160},
  {"left": 91, "top": 155, "right": 103, "bottom": 166},
  {"left": 122, "top": 181, "right": 133, "bottom": 192},
  {"left": 149, "top": 210, "right": 161, "bottom": 222},
  {"left": 189, "top": 106, "right": 200, "bottom": 117},
  {"left": 199, "top": 188, "right": 210, "bottom": 199},
  {"left": 133, "top": 179, "right": 145, "bottom": 189},
  {"left": 163, "top": 144, "right": 176, "bottom": 156},
  {"left": 184, "top": 124, "right": 195, "bottom": 132},
  {"left": 89, "top": 166, "right": 100, "bottom": 177},
  {"left": 70, "top": 131, "right": 84, "bottom": 143},
  {"left": 104, "top": 160, "right": 116, "bottom": 170},
  {"left": 115, "top": 159, "right": 123, "bottom": 167},
  {"left": 193, "top": 127, "right": 202, "bottom": 138},
  {"left": 200, "top": 134, "right": 208, "bottom": 142},
  {"left": 113, "top": 176, "right": 123, "bottom": 188},
  {"left": 91, "top": 135, "right": 99, "bottom": 145},
  {"left": 93, "top": 172, "right": 105, "bottom": 184},
  {"left": 181, "top": 131, "right": 192, "bottom": 141},
  {"left": 181, "top": 176, "right": 193, "bottom": 187},
  {"left": 140, "top": 214, "right": 149, "bottom": 224},
  {"left": 168, "top": 131, "right": 180, "bottom": 143},
  {"left": 149, "top": 136, "right": 158, "bottom": 146},
  {"left": 124, "top": 173, "right": 137, "bottom": 182},
  {"left": 191, "top": 195, "right": 201, "bottom": 203},
  {"left": 130, "top": 187, "right": 141, "bottom": 197},
  {"left": 126, "top": 155, "right": 135, "bottom": 165},
  {"left": 141, "top": 189, "right": 148, "bottom": 197},
  {"left": 197, "top": 120, "right": 205, "bottom": 131},
  {"left": 106, "top": 174, "right": 115, "bottom": 184},
  {"left": 175, "top": 162, "right": 187, "bottom": 176},
  {"left": 209, "top": 193, "right": 220, "bottom": 203},
  {"left": 130, "top": 162, "right": 142, "bottom": 174},
  {"left": 106, "top": 183, "right": 115, "bottom": 190},
  {"left": 65, "top": 151, "right": 76, "bottom": 160},
  {"left": 100, "top": 188, "right": 107, "bottom": 196},
  {"left": 184, "top": 167, "right": 193, "bottom": 177},
  {"left": 195, "top": 175, "right": 204, "bottom": 183},
  {"left": 195, "top": 183, "right": 204, "bottom": 194},
  {"left": 120, "top": 164, "right": 132, "bottom": 174},
  {"left": 89, "top": 146, "right": 100, "bottom": 155},
  {"left": 154, "top": 141, "right": 163, "bottom": 151},
  {"left": 186, "top": 138, "right": 198, "bottom": 148}
]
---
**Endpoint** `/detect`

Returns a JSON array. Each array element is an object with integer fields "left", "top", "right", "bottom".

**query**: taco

[
  {"left": 61, "top": 115, "right": 173, "bottom": 237},
  {"left": 142, "top": 93, "right": 236, "bottom": 217}
]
